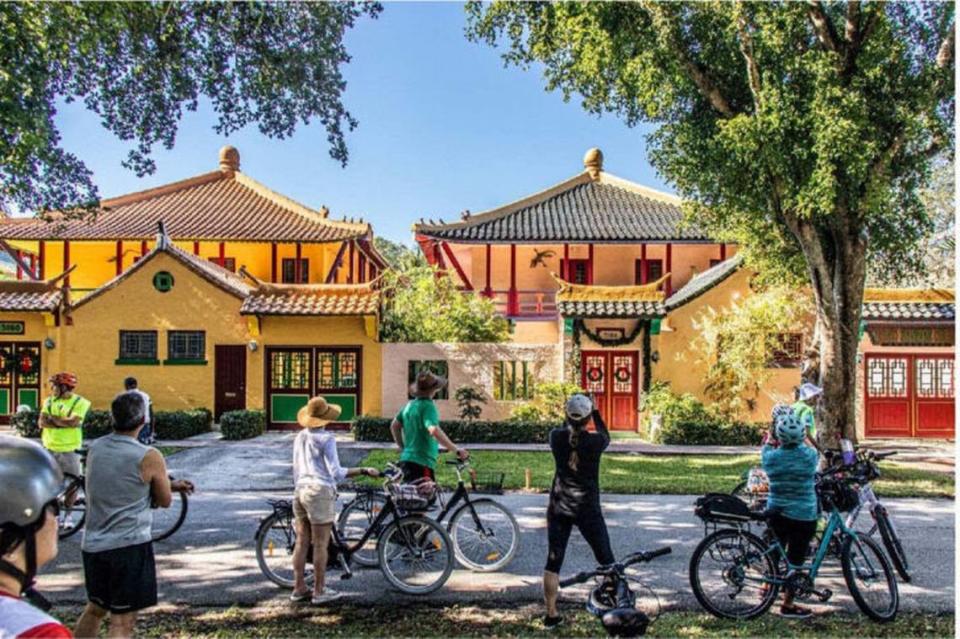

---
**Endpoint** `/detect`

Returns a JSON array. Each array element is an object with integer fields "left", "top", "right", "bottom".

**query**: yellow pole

[{"left": 524, "top": 468, "right": 532, "bottom": 491}]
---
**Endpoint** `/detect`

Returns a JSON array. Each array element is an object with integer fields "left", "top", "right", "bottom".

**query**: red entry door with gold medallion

[{"left": 580, "top": 350, "right": 639, "bottom": 431}]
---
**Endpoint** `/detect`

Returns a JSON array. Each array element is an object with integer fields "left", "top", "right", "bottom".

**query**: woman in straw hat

[
  {"left": 389, "top": 370, "right": 469, "bottom": 483},
  {"left": 290, "top": 397, "right": 377, "bottom": 605}
]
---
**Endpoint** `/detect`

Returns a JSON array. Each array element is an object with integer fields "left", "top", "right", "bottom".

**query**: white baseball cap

[
  {"left": 565, "top": 394, "right": 593, "bottom": 421},
  {"left": 798, "top": 383, "right": 823, "bottom": 401}
]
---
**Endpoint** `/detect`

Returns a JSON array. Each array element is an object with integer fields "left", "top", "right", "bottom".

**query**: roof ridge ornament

[
  {"left": 583, "top": 147, "right": 603, "bottom": 181},
  {"left": 219, "top": 145, "right": 240, "bottom": 173},
  {"left": 156, "top": 220, "right": 171, "bottom": 249}
]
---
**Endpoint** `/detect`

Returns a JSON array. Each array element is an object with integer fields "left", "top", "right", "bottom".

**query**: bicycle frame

[
  {"left": 755, "top": 508, "right": 863, "bottom": 586},
  {"left": 333, "top": 495, "right": 406, "bottom": 563}
]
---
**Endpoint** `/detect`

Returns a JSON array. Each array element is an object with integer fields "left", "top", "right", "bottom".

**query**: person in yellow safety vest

[
  {"left": 39, "top": 373, "right": 92, "bottom": 491},
  {"left": 792, "top": 382, "right": 823, "bottom": 453}
]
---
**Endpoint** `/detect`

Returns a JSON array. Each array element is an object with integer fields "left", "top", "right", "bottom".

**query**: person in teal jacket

[{"left": 761, "top": 413, "right": 820, "bottom": 619}]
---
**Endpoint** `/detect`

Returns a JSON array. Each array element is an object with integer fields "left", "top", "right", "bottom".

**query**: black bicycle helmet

[
  {"left": 601, "top": 607, "right": 650, "bottom": 637},
  {"left": 0, "top": 436, "right": 63, "bottom": 593}
]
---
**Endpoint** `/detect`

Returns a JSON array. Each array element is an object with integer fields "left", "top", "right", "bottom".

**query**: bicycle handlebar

[{"left": 559, "top": 547, "right": 672, "bottom": 588}]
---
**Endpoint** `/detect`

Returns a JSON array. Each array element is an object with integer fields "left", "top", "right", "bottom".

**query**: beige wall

[{"left": 381, "top": 342, "right": 562, "bottom": 421}]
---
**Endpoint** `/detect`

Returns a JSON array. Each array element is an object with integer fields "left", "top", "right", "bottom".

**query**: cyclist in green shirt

[
  {"left": 39, "top": 372, "right": 92, "bottom": 484},
  {"left": 792, "top": 382, "right": 822, "bottom": 452},
  {"left": 390, "top": 370, "right": 468, "bottom": 482}
]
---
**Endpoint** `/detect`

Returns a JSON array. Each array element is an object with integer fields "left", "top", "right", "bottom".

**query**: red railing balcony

[{"left": 486, "top": 289, "right": 558, "bottom": 319}]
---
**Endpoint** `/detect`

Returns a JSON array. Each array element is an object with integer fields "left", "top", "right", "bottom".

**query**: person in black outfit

[{"left": 543, "top": 393, "right": 615, "bottom": 629}]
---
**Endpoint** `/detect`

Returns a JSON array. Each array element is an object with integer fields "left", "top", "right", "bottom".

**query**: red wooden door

[
  {"left": 865, "top": 354, "right": 955, "bottom": 439},
  {"left": 581, "top": 350, "right": 638, "bottom": 431},
  {"left": 214, "top": 345, "right": 247, "bottom": 421}
]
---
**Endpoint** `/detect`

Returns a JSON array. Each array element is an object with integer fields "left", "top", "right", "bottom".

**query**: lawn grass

[
  {"left": 357, "top": 450, "right": 954, "bottom": 498},
  {"left": 157, "top": 445, "right": 187, "bottom": 457},
  {"left": 55, "top": 604, "right": 954, "bottom": 638}
]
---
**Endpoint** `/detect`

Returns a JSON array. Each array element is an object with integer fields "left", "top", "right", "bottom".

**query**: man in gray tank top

[{"left": 75, "top": 392, "right": 195, "bottom": 638}]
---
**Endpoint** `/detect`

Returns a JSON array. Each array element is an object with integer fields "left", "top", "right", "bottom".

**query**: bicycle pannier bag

[{"left": 694, "top": 493, "right": 753, "bottom": 523}]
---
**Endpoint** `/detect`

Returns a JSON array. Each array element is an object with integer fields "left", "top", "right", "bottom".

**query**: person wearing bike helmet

[
  {"left": 764, "top": 403, "right": 794, "bottom": 447},
  {"left": 792, "top": 382, "right": 823, "bottom": 452},
  {"left": 761, "top": 413, "right": 819, "bottom": 619},
  {"left": 542, "top": 393, "right": 615, "bottom": 629},
  {"left": 0, "top": 436, "right": 73, "bottom": 638},
  {"left": 39, "top": 372, "right": 91, "bottom": 485}
]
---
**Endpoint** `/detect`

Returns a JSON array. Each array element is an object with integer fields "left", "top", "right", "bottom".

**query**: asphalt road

[{"left": 40, "top": 489, "right": 954, "bottom": 613}]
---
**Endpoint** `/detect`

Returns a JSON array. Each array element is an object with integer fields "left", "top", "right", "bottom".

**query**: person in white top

[
  {"left": 123, "top": 378, "right": 153, "bottom": 445},
  {"left": 290, "top": 397, "right": 376, "bottom": 605}
]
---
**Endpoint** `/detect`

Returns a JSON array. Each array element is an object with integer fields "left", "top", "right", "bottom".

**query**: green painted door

[
  {"left": 0, "top": 342, "right": 41, "bottom": 424},
  {"left": 266, "top": 347, "right": 362, "bottom": 429}
]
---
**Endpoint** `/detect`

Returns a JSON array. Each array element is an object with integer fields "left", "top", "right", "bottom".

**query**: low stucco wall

[{"left": 381, "top": 342, "right": 562, "bottom": 421}]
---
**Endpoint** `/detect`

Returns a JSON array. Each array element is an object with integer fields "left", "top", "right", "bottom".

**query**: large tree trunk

[{"left": 791, "top": 218, "right": 867, "bottom": 448}]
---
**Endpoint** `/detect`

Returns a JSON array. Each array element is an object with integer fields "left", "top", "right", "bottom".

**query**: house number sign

[{"left": 0, "top": 321, "right": 25, "bottom": 335}]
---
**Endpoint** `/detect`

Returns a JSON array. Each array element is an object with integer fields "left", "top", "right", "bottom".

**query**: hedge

[
  {"left": 655, "top": 420, "right": 764, "bottom": 446},
  {"left": 353, "top": 416, "right": 559, "bottom": 444},
  {"left": 12, "top": 407, "right": 212, "bottom": 441},
  {"left": 220, "top": 410, "right": 266, "bottom": 441}
]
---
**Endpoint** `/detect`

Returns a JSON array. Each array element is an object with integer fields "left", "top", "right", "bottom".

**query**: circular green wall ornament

[{"left": 153, "top": 271, "right": 175, "bottom": 292}]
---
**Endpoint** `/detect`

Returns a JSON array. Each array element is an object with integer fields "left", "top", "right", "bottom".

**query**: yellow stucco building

[{"left": 0, "top": 147, "right": 384, "bottom": 428}]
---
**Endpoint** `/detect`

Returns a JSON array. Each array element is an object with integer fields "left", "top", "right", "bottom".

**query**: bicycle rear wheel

[
  {"left": 337, "top": 492, "right": 388, "bottom": 567},
  {"left": 57, "top": 474, "right": 86, "bottom": 540},
  {"left": 256, "top": 512, "right": 314, "bottom": 588},
  {"left": 689, "top": 528, "right": 779, "bottom": 620},
  {"left": 378, "top": 515, "right": 454, "bottom": 595},
  {"left": 152, "top": 490, "right": 188, "bottom": 542},
  {"left": 874, "top": 507, "right": 911, "bottom": 583},
  {"left": 448, "top": 498, "right": 519, "bottom": 572},
  {"left": 842, "top": 534, "right": 898, "bottom": 622}
]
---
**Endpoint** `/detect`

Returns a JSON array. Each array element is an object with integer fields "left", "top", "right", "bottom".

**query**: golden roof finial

[
  {"left": 583, "top": 147, "right": 603, "bottom": 180},
  {"left": 219, "top": 145, "right": 240, "bottom": 173}
]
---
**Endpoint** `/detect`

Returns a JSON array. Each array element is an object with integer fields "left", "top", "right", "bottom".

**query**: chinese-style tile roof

[
  {"left": 73, "top": 228, "right": 253, "bottom": 309},
  {"left": 240, "top": 282, "right": 379, "bottom": 316},
  {"left": 414, "top": 149, "right": 709, "bottom": 244},
  {"left": 862, "top": 289, "right": 954, "bottom": 322},
  {"left": 0, "top": 279, "right": 63, "bottom": 312},
  {"left": 554, "top": 273, "right": 666, "bottom": 318},
  {"left": 665, "top": 254, "right": 743, "bottom": 310},
  {"left": 0, "top": 147, "right": 371, "bottom": 243}
]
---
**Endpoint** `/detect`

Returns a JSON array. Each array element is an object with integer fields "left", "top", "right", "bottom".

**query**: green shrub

[
  {"left": 11, "top": 409, "right": 40, "bottom": 438},
  {"left": 154, "top": 409, "right": 212, "bottom": 440},
  {"left": 220, "top": 410, "right": 266, "bottom": 441},
  {"left": 82, "top": 410, "right": 114, "bottom": 439},
  {"left": 656, "top": 420, "right": 764, "bottom": 446},
  {"left": 353, "top": 416, "right": 558, "bottom": 444}
]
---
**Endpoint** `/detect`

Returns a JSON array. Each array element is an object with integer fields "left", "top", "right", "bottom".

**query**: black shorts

[
  {"left": 398, "top": 460, "right": 436, "bottom": 483},
  {"left": 82, "top": 541, "right": 157, "bottom": 613}
]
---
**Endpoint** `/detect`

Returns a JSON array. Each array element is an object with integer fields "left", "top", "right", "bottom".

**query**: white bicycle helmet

[
  {"left": 775, "top": 414, "right": 806, "bottom": 446},
  {"left": 565, "top": 394, "right": 593, "bottom": 423}
]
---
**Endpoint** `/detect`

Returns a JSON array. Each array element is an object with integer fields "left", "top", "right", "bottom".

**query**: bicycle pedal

[{"left": 816, "top": 588, "right": 832, "bottom": 602}]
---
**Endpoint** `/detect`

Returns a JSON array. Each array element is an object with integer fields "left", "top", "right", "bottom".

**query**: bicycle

[
  {"left": 337, "top": 457, "right": 520, "bottom": 572},
  {"left": 57, "top": 448, "right": 189, "bottom": 542},
  {"left": 255, "top": 463, "right": 456, "bottom": 595},
  {"left": 731, "top": 448, "right": 910, "bottom": 582},
  {"left": 690, "top": 474, "right": 899, "bottom": 622},
  {"left": 560, "top": 547, "right": 672, "bottom": 637}
]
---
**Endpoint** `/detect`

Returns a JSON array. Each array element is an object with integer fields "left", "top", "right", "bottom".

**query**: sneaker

[
  {"left": 543, "top": 615, "right": 563, "bottom": 630},
  {"left": 289, "top": 591, "right": 310, "bottom": 603},
  {"left": 311, "top": 588, "right": 342, "bottom": 605},
  {"left": 780, "top": 604, "right": 813, "bottom": 619}
]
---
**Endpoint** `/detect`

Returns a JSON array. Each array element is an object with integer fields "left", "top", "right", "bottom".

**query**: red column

[
  {"left": 218, "top": 241, "right": 226, "bottom": 267},
  {"left": 295, "top": 242, "right": 303, "bottom": 283},
  {"left": 358, "top": 253, "right": 366, "bottom": 284},
  {"left": 348, "top": 241, "right": 355, "bottom": 284},
  {"left": 665, "top": 242, "right": 673, "bottom": 297},
  {"left": 140, "top": 240, "right": 148, "bottom": 256},
  {"left": 483, "top": 244, "right": 493, "bottom": 297},
  {"left": 63, "top": 241, "right": 70, "bottom": 287},
  {"left": 587, "top": 243, "right": 594, "bottom": 285},
  {"left": 719, "top": 243, "right": 727, "bottom": 261},
  {"left": 38, "top": 241, "right": 45, "bottom": 279},
  {"left": 640, "top": 243, "right": 647, "bottom": 284},
  {"left": 508, "top": 243, "right": 518, "bottom": 316},
  {"left": 28, "top": 254, "right": 36, "bottom": 278},
  {"left": 193, "top": 241, "right": 200, "bottom": 256},
  {"left": 563, "top": 243, "right": 570, "bottom": 280},
  {"left": 115, "top": 240, "right": 123, "bottom": 276},
  {"left": 270, "top": 243, "right": 278, "bottom": 283},
  {"left": 15, "top": 251, "right": 22, "bottom": 280}
]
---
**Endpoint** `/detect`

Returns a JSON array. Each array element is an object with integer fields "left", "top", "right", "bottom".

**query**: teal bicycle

[{"left": 689, "top": 473, "right": 899, "bottom": 623}]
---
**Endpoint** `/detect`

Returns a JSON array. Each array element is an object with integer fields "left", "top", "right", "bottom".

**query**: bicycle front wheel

[
  {"left": 842, "top": 534, "right": 899, "bottom": 622},
  {"left": 689, "top": 528, "right": 779, "bottom": 620},
  {"left": 874, "top": 507, "right": 911, "bottom": 583},
  {"left": 378, "top": 515, "right": 454, "bottom": 595},
  {"left": 152, "top": 490, "right": 188, "bottom": 542},
  {"left": 337, "top": 492, "right": 388, "bottom": 568},
  {"left": 448, "top": 498, "right": 519, "bottom": 572},
  {"left": 57, "top": 474, "right": 86, "bottom": 540},
  {"left": 256, "top": 512, "right": 313, "bottom": 588}
]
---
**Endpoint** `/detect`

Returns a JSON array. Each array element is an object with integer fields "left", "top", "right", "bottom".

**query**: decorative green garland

[{"left": 572, "top": 318, "right": 645, "bottom": 348}]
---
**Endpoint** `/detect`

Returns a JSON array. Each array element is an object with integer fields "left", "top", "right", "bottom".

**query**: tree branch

[
  {"left": 735, "top": 8, "right": 763, "bottom": 109},
  {"left": 937, "top": 27, "right": 955, "bottom": 69},
  {"left": 843, "top": 1, "right": 860, "bottom": 45},
  {"left": 807, "top": 0, "right": 842, "bottom": 54}
]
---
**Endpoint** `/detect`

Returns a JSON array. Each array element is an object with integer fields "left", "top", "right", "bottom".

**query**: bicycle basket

[
  {"left": 694, "top": 493, "right": 753, "bottom": 524},
  {"left": 469, "top": 471, "right": 505, "bottom": 495},
  {"left": 819, "top": 479, "right": 859, "bottom": 513},
  {"left": 390, "top": 480, "right": 436, "bottom": 511}
]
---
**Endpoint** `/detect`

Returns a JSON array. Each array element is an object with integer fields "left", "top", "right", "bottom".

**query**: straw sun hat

[{"left": 297, "top": 396, "right": 342, "bottom": 428}]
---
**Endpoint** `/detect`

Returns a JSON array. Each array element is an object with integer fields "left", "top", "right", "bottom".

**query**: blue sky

[{"left": 54, "top": 2, "right": 669, "bottom": 246}]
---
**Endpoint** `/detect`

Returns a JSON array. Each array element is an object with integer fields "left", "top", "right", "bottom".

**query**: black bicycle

[
  {"left": 560, "top": 547, "right": 673, "bottom": 637},
  {"left": 338, "top": 458, "right": 520, "bottom": 571},
  {"left": 255, "top": 463, "right": 455, "bottom": 595},
  {"left": 57, "top": 449, "right": 189, "bottom": 542}
]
